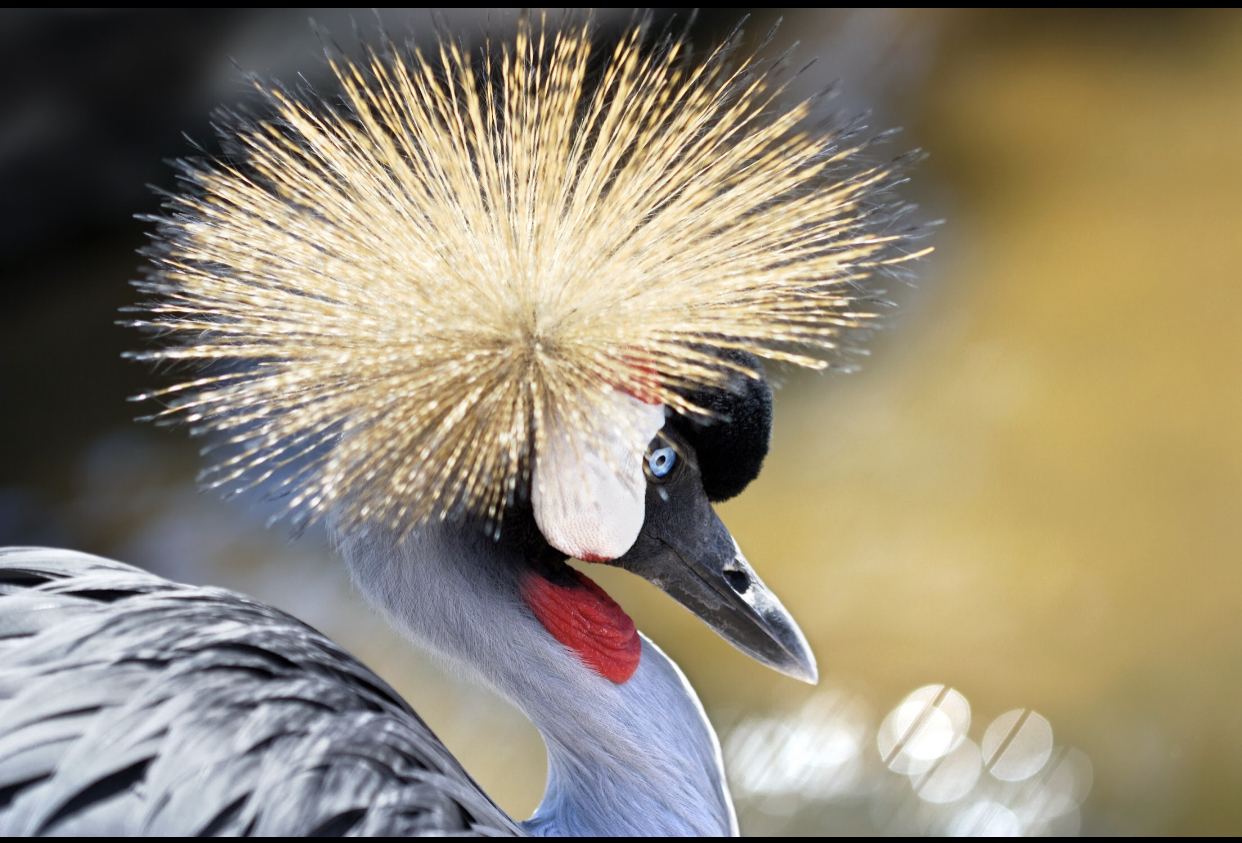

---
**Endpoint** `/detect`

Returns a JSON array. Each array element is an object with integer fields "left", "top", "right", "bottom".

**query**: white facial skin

[{"left": 532, "top": 393, "right": 666, "bottom": 561}]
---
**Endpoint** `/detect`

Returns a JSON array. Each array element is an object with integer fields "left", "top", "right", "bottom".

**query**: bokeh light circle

[
  {"left": 981, "top": 709, "right": 1053, "bottom": 782},
  {"left": 877, "top": 684, "right": 971, "bottom": 775}
]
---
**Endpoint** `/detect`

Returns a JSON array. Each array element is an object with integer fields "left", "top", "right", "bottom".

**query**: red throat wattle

[{"left": 521, "top": 568, "right": 641, "bottom": 683}]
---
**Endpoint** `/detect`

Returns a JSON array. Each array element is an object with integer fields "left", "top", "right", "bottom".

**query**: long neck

[{"left": 333, "top": 518, "right": 737, "bottom": 837}]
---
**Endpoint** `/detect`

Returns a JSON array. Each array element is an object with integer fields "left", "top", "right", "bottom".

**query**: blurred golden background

[{"left": 1, "top": 9, "right": 1239, "bottom": 835}]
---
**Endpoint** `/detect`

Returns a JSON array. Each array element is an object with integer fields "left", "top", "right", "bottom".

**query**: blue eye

[{"left": 647, "top": 446, "right": 676, "bottom": 479}]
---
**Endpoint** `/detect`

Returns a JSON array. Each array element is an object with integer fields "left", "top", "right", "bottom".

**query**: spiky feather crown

[{"left": 128, "top": 14, "right": 928, "bottom": 533}]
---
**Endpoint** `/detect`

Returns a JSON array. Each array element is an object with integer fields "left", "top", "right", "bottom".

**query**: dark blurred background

[{"left": 2, "top": 9, "right": 1239, "bottom": 835}]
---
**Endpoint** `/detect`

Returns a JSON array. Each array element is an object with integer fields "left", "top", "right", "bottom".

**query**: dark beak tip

[
  {"left": 773, "top": 642, "right": 818, "bottom": 685},
  {"left": 791, "top": 658, "right": 819, "bottom": 686},
  {"left": 736, "top": 611, "right": 818, "bottom": 684}
]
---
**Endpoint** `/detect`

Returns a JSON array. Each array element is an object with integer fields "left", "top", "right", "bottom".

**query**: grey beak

[
  {"left": 610, "top": 431, "right": 817, "bottom": 683},
  {"left": 615, "top": 502, "right": 817, "bottom": 684}
]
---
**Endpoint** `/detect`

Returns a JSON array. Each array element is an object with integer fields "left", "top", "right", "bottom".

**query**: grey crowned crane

[{"left": 0, "top": 15, "right": 925, "bottom": 837}]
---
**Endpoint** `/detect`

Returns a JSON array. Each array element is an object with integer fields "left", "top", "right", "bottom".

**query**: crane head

[{"left": 520, "top": 353, "right": 816, "bottom": 685}]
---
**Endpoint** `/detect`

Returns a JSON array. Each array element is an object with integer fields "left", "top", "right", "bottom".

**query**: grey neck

[{"left": 332, "top": 517, "right": 737, "bottom": 837}]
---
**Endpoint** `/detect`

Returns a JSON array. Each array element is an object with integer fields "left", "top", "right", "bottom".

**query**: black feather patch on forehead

[{"left": 671, "top": 350, "right": 773, "bottom": 502}]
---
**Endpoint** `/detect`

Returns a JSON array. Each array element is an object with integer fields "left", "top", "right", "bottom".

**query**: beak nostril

[{"left": 723, "top": 568, "right": 750, "bottom": 594}]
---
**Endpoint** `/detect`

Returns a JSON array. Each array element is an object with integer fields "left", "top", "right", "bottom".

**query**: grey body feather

[
  {"left": 0, "top": 532, "right": 736, "bottom": 836},
  {"left": 337, "top": 519, "right": 737, "bottom": 836},
  {"left": 0, "top": 547, "right": 520, "bottom": 836}
]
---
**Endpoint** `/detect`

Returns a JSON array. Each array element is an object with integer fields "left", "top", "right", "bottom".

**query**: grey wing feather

[{"left": 0, "top": 547, "right": 523, "bottom": 837}]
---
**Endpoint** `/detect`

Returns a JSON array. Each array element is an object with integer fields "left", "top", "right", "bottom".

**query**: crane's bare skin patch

[
  {"left": 532, "top": 394, "right": 665, "bottom": 563},
  {"left": 520, "top": 568, "right": 640, "bottom": 683}
]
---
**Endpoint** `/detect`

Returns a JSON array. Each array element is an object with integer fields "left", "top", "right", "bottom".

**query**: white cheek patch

[{"left": 532, "top": 393, "right": 666, "bottom": 561}]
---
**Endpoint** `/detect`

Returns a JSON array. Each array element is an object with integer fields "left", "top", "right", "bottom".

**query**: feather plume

[{"left": 125, "top": 13, "right": 929, "bottom": 534}]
